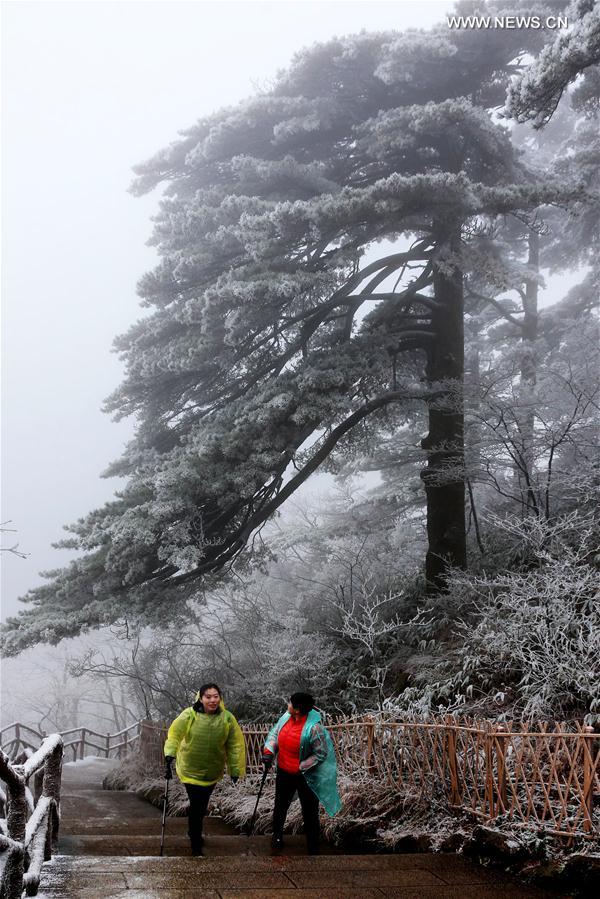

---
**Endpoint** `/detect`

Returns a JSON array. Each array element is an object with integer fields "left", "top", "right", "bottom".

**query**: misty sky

[{"left": 1, "top": 1, "right": 456, "bottom": 620}]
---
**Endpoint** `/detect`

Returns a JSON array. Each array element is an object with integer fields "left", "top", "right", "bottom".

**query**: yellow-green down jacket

[{"left": 164, "top": 703, "right": 246, "bottom": 786}]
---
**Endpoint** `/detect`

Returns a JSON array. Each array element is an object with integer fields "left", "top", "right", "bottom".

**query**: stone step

[
  {"left": 46, "top": 760, "right": 550, "bottom": 898},
  {"left": 38, "top": 853, "right": 553, "bottom": 899},
  {"left": 61, "top": 787, "right": 168, "bottom": 818},
  {"left": 59, "top": 810, "right": 236, "bottom": 837},
  {"left": 59, "top": 832, "right": 325, "bottom": 857}
]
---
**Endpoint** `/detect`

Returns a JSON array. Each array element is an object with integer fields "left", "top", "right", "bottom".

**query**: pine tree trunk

[
  {"left": 465, "top": 343, "right": 485, "bottom": 554},
  {"left": 518, "top": 228, "right": 539, "bottom": 514},
  {"left": 421, "top": 224, "right": 467, "bottom": 589}
]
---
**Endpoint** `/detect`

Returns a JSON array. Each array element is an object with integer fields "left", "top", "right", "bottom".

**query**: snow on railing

[{"left": 0, "top": 734, "right": 62, "bottom": 898}]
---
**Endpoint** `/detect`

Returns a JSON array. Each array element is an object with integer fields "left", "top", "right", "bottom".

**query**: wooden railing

[
  {"left": 138, "top": 715, "right": 600, "bottom": 839},
  {"left": 0, "top": 734, "right": 63, "bottom": 898},
  {"left": 3, "top": 715, "right": 597, "bottom": 843},
  {"left": 322, "top": 716, "right": 600, "bottom": 840},
  {"left": 0, "top": 721, "right": 142, "bottom": 763}
]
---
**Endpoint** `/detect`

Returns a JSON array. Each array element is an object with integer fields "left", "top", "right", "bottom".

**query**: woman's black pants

[
  {"left": 273, "top": 767, "right": 320, "bottom": 851},
  {"left": 184, "top": 783, "right": 215, "bottom": 850}
]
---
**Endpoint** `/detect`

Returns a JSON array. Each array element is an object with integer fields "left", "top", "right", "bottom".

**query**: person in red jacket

[{"left": 262, "top": 692, "right": 339, "bottom": 854}]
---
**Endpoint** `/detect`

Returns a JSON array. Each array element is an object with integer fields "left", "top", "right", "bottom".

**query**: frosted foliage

[
  {"left": 413, "top": 513, "right": 600, "bottom": 721},
  {"left": 250, "top": 616, "right": 339, "bottom": 706},
  {"left": 464, "top": 308, "right": 599, "bottom": 520},
  {"left": 327, "top": 582, "right": 407, "bottom": 710},
  {"left": 375, "top": 32, "right": 458, "bottom": 84},
  {"left": 548, "top": 118, "right": 600, "bottom": 273},
  {"left": 505, "top": 1, "right": 600, "bottom": 126},
  {"left": 357, "top": 101, "right": 515, "bottom": 182}
]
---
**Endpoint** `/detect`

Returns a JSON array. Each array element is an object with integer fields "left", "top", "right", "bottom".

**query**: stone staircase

[{"left": 38, "top": 758, "right": 556, "bottom": 898}]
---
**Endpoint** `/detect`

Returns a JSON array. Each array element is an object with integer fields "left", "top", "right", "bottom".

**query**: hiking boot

[
  {"left": 190, "top": 834, "right": 204, "bottom": 856},
  {"left": 271, "top": 834, "right": 284, "bottom": 853}
]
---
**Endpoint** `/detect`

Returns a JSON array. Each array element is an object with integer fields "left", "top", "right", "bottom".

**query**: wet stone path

[{"left": 38, "top": 758, "right": 567, "bottom": 898}]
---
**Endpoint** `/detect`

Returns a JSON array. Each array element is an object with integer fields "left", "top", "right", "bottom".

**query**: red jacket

[{"left": 266, "top": 715, "right": 307, "bottom": 773}]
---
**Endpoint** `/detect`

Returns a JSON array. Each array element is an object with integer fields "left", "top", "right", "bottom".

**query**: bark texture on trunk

[
  {"left": 519, "top": 228, "right": 539, "bottom": 514},
  {"left": 421, "top": 224, "right": 467, "bottom": 589}
]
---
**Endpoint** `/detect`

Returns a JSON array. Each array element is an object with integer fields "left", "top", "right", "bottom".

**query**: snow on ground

[{"left": 63, "top": 756, "right": 114, "bottom": 767}]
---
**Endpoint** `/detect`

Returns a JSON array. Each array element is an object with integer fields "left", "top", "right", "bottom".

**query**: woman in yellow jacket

[{"left": 164, "top": 683, "right": 246, "bottom": 854}]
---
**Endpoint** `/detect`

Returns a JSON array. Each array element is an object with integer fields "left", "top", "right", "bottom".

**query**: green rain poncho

[
  {"left": 264, "top": 708, "right": 342, "bottom": 816},
  {"left": 164, "top": 701, "right": 246, "bottom": 786}
]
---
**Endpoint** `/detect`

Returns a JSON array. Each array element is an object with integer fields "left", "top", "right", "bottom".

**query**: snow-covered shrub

[{"left": 403, "top": 512, "right": 600, "bottom": 721}]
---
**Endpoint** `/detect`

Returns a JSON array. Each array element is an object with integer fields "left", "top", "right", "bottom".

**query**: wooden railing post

[
  {"left": 1, "top": 752, "right": 26, "bottom": 899},
  {"left": 106, "top": 733, "right": 111, "bottom": 758},
  {"left": 7, "top": 777, "right": 27, "bottom": 846},
  {"left": 445, "top": 720, "right": 461, "bottom": 806},
  {"left": 79, "top": 728, "right": 86, "bottom": 760},
  {"left": 484, "top": 723, "right": 494, "bottom": 818},
  {"left": 139, "top": 721, "right": 146, "bottom": 763},
  {"left": 366, "top": 716, "right": 375, "bottom": 773},
  {"left": 582, "top": 725, "right": 595, "bottom": 833},
  {"left": 495, "top": 725, "right": 508, "bottom": 814},
  {"left": 33, "top": 767, "right": 44, "bottom": 805},
  {"left": 43, "top": 740, "right": 63, "bottom": 850}
]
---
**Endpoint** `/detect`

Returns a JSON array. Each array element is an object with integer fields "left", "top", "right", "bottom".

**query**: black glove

[
  {"left": 231, "top": 775, "right": 239, "bottom": 784},
  {"left": 262, "top": 753, "right": 273, "bottom": 770},
  {"left": 165, "top": 756, "right": 175, "bottom": 780}
]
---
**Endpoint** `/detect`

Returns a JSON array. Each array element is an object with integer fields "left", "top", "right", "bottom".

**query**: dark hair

[{"left": 290, "top": 692, "right": 314, "bottom": 715}]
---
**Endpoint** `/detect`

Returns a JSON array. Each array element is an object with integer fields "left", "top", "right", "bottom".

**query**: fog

[
  {"left": 1, "top": 1, "right": 452, "bottom": 622},
  {"left": 0, "top": 6, "right": 597, "bottom": 878}
]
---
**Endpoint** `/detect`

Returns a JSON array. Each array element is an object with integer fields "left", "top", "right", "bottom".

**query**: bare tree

[{"left": 0, "top": 521, "right": 28, "bottom": 558}]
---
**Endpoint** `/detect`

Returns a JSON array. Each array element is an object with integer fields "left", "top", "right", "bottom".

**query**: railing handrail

[
  {"left": 0, "top": 723, "right": 45, "bottom": 741},
  {"left": 56, "top": 727, "right": 85, "bottom": 738},
  {"left": 0, "top": 733, "right": 63, "bottom": 899},
  {"left": 3, "top": 713, "right": 596, "bottom": 743},
  {"left": 1, "top": 719, "right": 141, "bottom": 741},
  {"left": 59, "top": 723, "right": 139, "bottom": 739},
  {"left": 1, "top": 721, "right": 143, "bottom": 764},
  {"left": 110, "top": 720, "right": 144, "bottom": 737}
]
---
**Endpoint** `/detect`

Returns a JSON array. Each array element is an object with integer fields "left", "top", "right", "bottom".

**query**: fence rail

[
  {"left": 0, "top": 734, "right": 63, "bottom": 898},
  {"left": 3, "top": 716, "right": 598, "bottom": 842},
  {"left": 0, "top": 721, "right": 142, "bottom": 763},
  {"left": 137, "top": 715, "right": 600, "bottom": 839}
]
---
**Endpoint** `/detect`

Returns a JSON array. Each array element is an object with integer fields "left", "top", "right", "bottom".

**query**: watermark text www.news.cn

[{"left": 447, "top": 14, "right": 568, "bottom": 29}]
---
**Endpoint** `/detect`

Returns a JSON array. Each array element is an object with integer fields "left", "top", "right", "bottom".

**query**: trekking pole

[
  {"left": 159, "top": 774, "right": 170, "bottom": 856},
  {"left": 247, "top": 764, "right": 269, "bottom": 838}
]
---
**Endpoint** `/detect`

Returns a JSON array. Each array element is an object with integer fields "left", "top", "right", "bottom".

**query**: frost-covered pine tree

[
  {"left": 505, "top": 0, "right": 600, "bottom": 126},
  {"left": 1, "top": 8, "right": 572, "bottom": 653}
]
